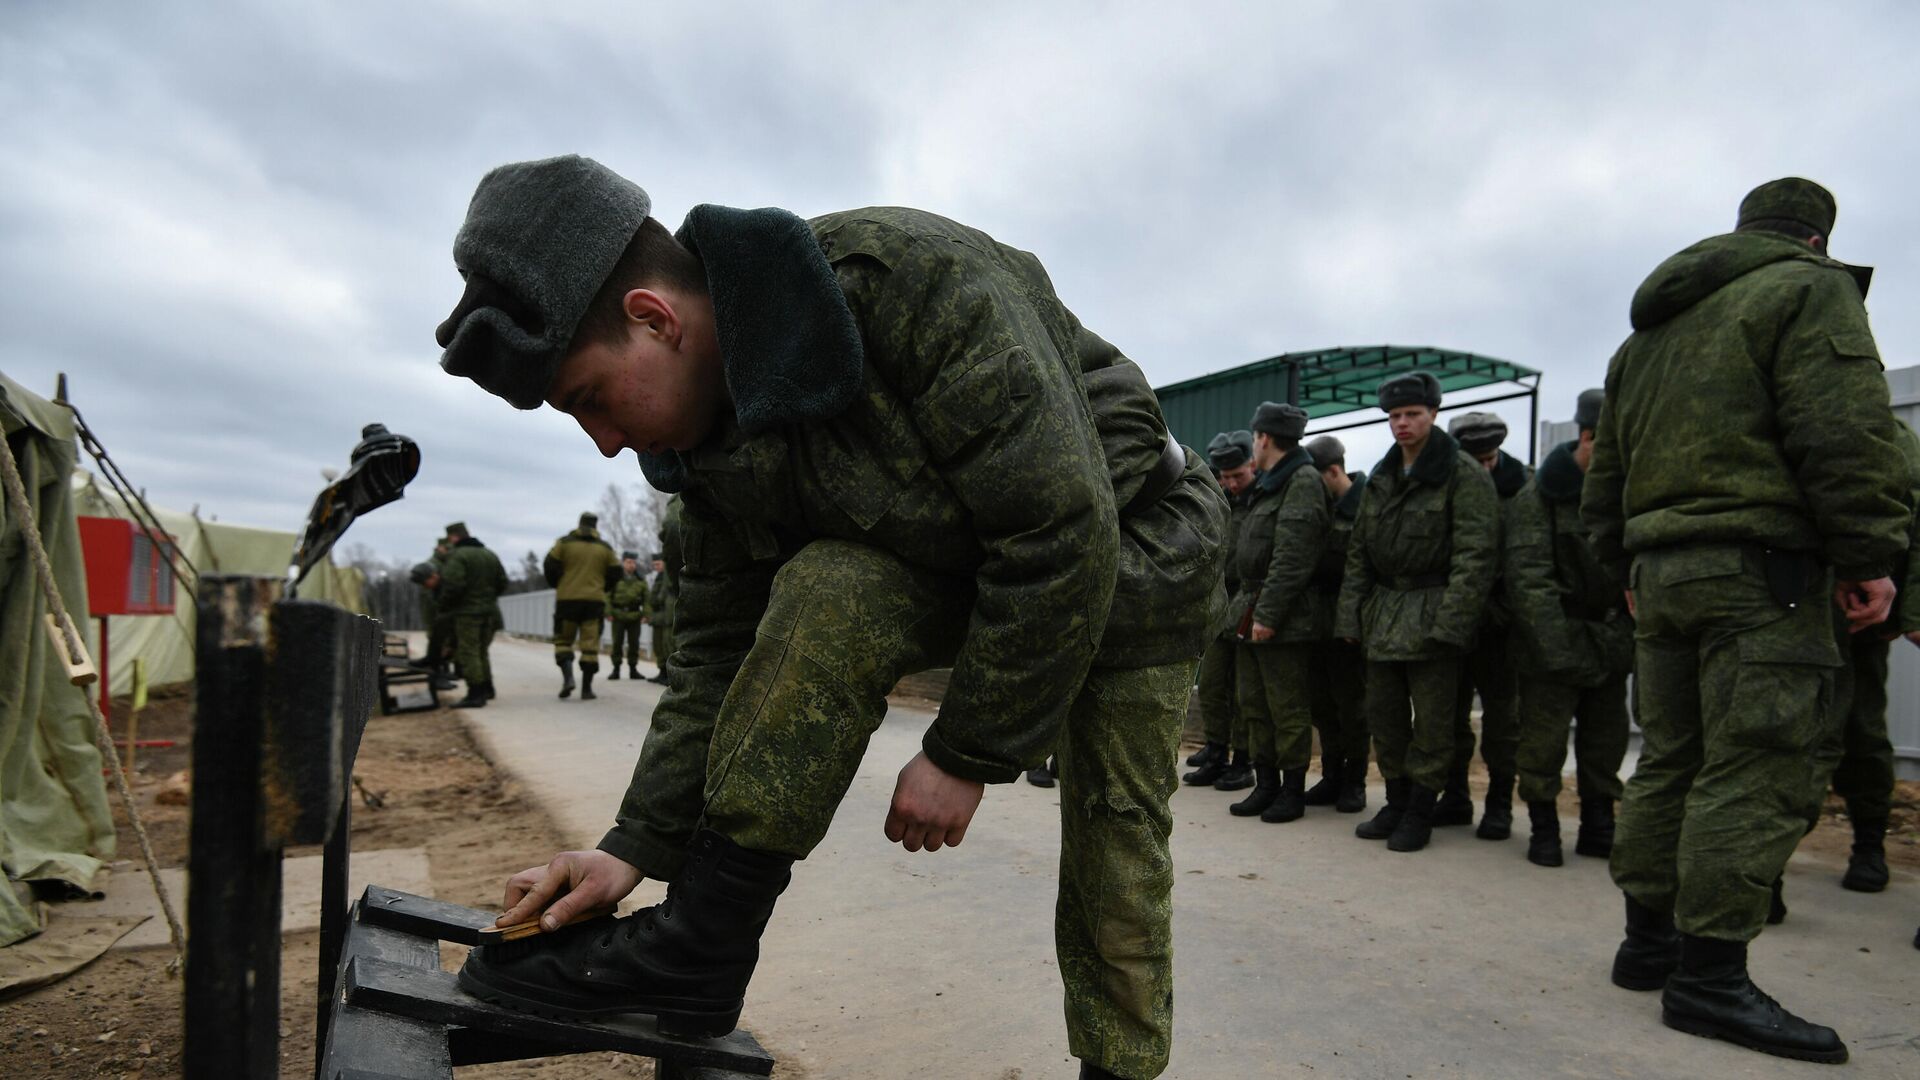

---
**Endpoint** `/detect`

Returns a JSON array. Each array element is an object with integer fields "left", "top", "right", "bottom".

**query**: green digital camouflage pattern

[
  {"left": 1812, "top": 631, "right": 1894, "bottom": 824},
  {"left": 437, "top": 537, "right": 509, "bottom": 617},
  {"left": 608, "top": 572, "right": 649, "bottom": 668},
  {"left": 546, "top": 526, "right": 619, "bottom": 602},
  {"left": 1515, "top": 674, "right": 1629, "bottom": 804},
  {"left": 1237, "top": 642, "right": 1313, "bottom": 769},
  {"left": 1334, "top": 429, "right": 1500, "bottom": 661},
  {"left": 1237, "top": 450, "right": 1332, "bottom": 643},
  {"left": 1307, "top": 474, "right": 1369, "bottom": 769},
  {"left": 1582, "top": 231, "right": 1909, "bottom": 584},
  {"left": 452, "top": 613, "right": 497, "bottom": 684},
  {"left": 1451, "top": 453, "right": 1526, "bottom": 776},
  {"left": 1365, "top": 658, "right": 1459, "bottom": 792},
  {"left": 1196, "top": 636, "right": 1237, "bottom": 746}
]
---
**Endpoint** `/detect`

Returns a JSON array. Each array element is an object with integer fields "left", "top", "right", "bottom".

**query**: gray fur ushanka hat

[
  {"left": 1250, "top": 402, "right": 1309, "bottom": 440},
  {"left": 1377, "top": 371, "right": 1442, "bottom": 411},
  {"left": 1448, "top": 412, "right": 1508, "bottom": 455},
  {"left": 436, "top": 155, "right": 653, "bottom": 410}
]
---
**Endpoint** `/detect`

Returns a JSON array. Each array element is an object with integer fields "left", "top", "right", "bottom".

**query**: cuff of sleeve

[
  {"left": 1833, "top": 562, "right": 1891, "bottom": 583},
  {"left": 921, "top": 728, "right": 1023, "bottom": 786},
  {"left": 597, "top": 825, "right": 688, "bottom": 882}
]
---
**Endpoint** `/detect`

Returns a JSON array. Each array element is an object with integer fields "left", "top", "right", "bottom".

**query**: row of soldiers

[{"left": 543, "top": 507, "right": 682, "bottom": 699}]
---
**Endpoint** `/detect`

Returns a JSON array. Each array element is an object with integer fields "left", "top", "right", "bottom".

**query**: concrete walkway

[{"left": 458, "top": 636, "right": 1920, "bottom": 1078}]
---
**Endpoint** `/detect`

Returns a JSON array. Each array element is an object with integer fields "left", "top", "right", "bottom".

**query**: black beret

[
  {"left": 1250, "top": 401, "right": 1309, "bottom": 440},
  {"left": 1738, "top": 177, "right": 1836, "bottom": 237},
  {"left": 1377, "top": 371, "right": 1442, "bottom": 411},
  {"left": 436, "top": 155, "right": 654, "bottom": 410},
  {"left": 1303, "top": 435, "right": 1346, "bottom": 469},
  {"left": 1447, "top": 411, "right": 1508, "bottom": 455},
  {"left": 1574, "top": 388, "right": 1605, "bottom": 430}
]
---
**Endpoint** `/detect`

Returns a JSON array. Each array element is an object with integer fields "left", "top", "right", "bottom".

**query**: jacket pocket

[{"left": 1721, "top": 631, "right": 1840, "bottom": 750}]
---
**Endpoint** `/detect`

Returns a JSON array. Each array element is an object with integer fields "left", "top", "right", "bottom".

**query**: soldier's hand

[
  {"left": 1623, "top": 589, "right": 1636, "bottom": 618},
  {"left": 884, "top": 751, "right": 985, "bottom": 853},
  {"left": 498, "top": 849, "right": 643, "bottom": 931},
  {"left": 1836, "top": 577, "right": 1895, "bottom": 632},
  {"left": 1249, "top": 621, "right": 1275, "bottom": 642}
]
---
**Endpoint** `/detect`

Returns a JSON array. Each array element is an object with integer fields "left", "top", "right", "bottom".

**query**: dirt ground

[{"left": 0, "top": 689, "right": 713, "bottom": 1079}]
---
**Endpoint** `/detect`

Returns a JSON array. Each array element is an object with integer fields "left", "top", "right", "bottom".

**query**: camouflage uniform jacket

[
  {"left": 1312, "top": 471, "right": 1368, "bottom": 600},
  {"left": 545, "top": 526, "right": 618, "bottom": 602},
  {"left": 437, "top": 537, "right": 508, "bottom": 617},
  {"left": 1477, "top": 450, "right": 1531, "bottom": 631},
  {"left": 1334, "top": 429, "right": 1499, "bottom": 661},
  {"left": 419, "top": 549, "right": 446, "bottom": 625},
  {"left": 646, "top": 495, "right": 683, "bottom": 628},
  {"left": 1887, "top": 423, "right": 1920, "bottom": 634},
  {"left": 603, "top": 205, "right": 1227, "bottom": 876},
  {"left": 1582, "top": 231, "right": 1908, "bottom": 584},
  {"left": 1504, "top": 440, "right": 1633, "bottom": 686},
  {"left": 607, "top": 572, "right": 649, "bottom": 624},
  {"left": 1236, "top": 448, "right": 1332, "bottom": 643},
  {"left": 1212, "top": 489, "right": 1253, "bottom": 638}
]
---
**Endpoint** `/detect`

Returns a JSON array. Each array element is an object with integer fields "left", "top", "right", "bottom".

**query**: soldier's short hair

[{"left": 573, "top": 218, "right": 708, "bottom": 351}]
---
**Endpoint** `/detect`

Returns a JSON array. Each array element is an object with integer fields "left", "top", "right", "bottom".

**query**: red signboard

[{"left": 77, "top": 516, "right": 177, "bottom": 616}]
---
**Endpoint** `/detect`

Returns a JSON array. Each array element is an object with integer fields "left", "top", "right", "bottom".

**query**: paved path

[{"left": 460, "top": 636, "right": 1920, "bottom": 1078}]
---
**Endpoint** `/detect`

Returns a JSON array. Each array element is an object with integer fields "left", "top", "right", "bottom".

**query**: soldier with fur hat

[
  {"left": 1185, "top": 430, "right": 1259, "bottom": 788},
  {"left": 1303, "top": 435, "right": 1370, "bottom": 812}
]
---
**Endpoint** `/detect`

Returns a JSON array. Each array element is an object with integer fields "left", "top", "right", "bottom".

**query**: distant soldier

[
  {"left": 1184, "top": 429, "right": 1257, "bottom": 788},
  {"left": 607, "top": 550, "right": 650, "bottom": 681},
  {"left": 440, "top": 521, "right": 510, "bottom": 708},
  {"left": 546, "top": 511, "right": 621, "bottom": 700},
  {"left": 1584, "top": 178, "right": 1906, "bottom": 1063},
  {"left": 408, "top": 557, "right": 456, "bottom": 691},
  {"left": 1336, "top": 372, "right": 1499, "bottom": 853},
  {"left": 1438, "top": 412, "right": 1529, "bottom": 841},
  {"left": 645, "top": 494, "right": 684, "bottom": 685},
  {"left": 1505, "top": 389, "right": 1633, "bottom": 868},
  {"left": 1303, "top": 435, "right": 1369, "bottom": 813},
  {"left": 1230, "top": 402, "right": 1331, "bottom": 822}
]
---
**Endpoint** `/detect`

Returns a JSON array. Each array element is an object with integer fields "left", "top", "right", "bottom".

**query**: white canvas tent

[{"left": 69, "top": 472, "right": 365, "bottom": 694}]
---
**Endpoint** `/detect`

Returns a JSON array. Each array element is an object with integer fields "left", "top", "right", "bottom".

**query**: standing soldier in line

[
  {"left": 645, "top": 493, "right": 684, "bottom": 685},
  {"left": 1336, "top": 372, "right": 1499, "bottom": 853},
  {"left": 440, "top": 521, "right": 510, "bottom": 709},
  {"left": 1437, "top": 412, "right": 1529, "bottom": 841},
  {"left": 1303, "top": 435, "right": 1369, "bottom": 813},
  {"left": 607, "top": 550, "right": 650, "bottom": 681},
  {"left": 1584, "top": 178, "right": 1906, "bottom": 1064},
  {"left": 1184, "top": 430, "right": 1257, "bottom": 788},
  {"left": 408, "top": 557, "right": 457, "bottom": 691},
  {"left": 1229, "top": 402, "right": 1331, "bottom": 822},
  {"left": 1505, "top": 390, "right": 1633, "bottom": 868},
  {"left": 546, "top": 511, "right": 621, "bottom": 700}
]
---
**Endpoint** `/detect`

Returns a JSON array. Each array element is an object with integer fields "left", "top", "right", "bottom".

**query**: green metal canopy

[{"left": 1155, "top": 345, "right": 1544, "bottom": 461}]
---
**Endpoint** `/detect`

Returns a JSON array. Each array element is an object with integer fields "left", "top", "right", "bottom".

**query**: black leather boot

[
  {"left": 557, "top": 657, "right": 576, "bottom": 700},
  {"left": 1767, "top": 877, "right": 1787, "bottom": 925},
  {"left": 1213, "top": 751, "right": 1254, "bottom": 792},
  {"left": 609, "top": 663, "right": 622, "bottom": 681},
  {"left": 630, "top": 663, "right": 642, "bottom": 680},
  {"left": 1476, "top": 771, "right": 1514, "bottom": 840},
  {"left": 1182, "top": 743, "right": 1229, "bottom": 785},
  {"left": 1841, "top": 817, "right": 1889, "bottom": 893},
  {"left": 1229, "top": 765, "right": 1280, "bottom": 816},
  {"left": 481, "top": 680, "right": 497, "bottom": 701},
  {"left": 453, "top": 682, "right": 488, "bottom": 709},
  {"left": 580, "top": 662, "right": 598, "bottom": 701},
  {"left": 1356, "top": 777, "right": 1407, "bottom": 840},
  {"left": 1432, "top": 765, "right": 1474, "bottom": 826},
  {"left": 1610, "top": 894, "right": 1678, "bottom": 991},
  {"left": 1661, "top": 934, "right": 1848, "bottom": 1064},
  {"left": 1335, "top": 758, "right": 1368, "bottom": 814},
  {"left": 1525, "top": 801, "right": 1563, "bottom": 867},
  {"left": 1079, "top": 1063, "right": 1124, "bottom": 1080},
  {"left": 1026, "top": 757, "right": 1058, "bottom": 788},
  {"left": 1387, "top": 784, "right": 1439, "bottom": 852},
  {"left": 458, "top": 829, "right": 794, "bottom": 1037},
  {"left": 1302, "top": 753, "right": 1340, "bottom": 806},
  {"left": 1261, "top": 768, "right": 1308, "bottom": 823},
  {"left": 1575, "top": 798, "right": 1615, "bottom": 858}
]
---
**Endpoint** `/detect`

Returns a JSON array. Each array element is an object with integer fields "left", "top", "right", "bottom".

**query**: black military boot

[
  {"left": 458, "top": 829, "right": 794, "bottom": 1037},
  {"left": 1213, "top": 750, "right": 1254, "bottom": 792},
  {"left": 1302, "top": 753, "right": 1340, "bottom": 806},
  {"left": 1356, "top": 777, "right": 1406, "bottom": 840},
  {"left": 1661, "top": 934, "right": 1848, "bottom": 1064},
  {"left": 609, "top": 662, "right": 622, "bottom": 681},
  {"left": 580, "top": 662, "right": 598, "bottom": 701},
  {"left": 453, "top": 682, "right": 488, "bottom": 709},
  {"left": 1387, "top": 785, "right": 1439, "bottom": 852},
  {"left": 481, "top": 680, "right": 497, "bottom": 701},
  {"left": 430, "top": 672, "right": 459, "bottom": 692},
  {"left": 1025, "top": 757, "right": 1058, "bottom": 789},
  {"left": 1476, "top": 771, "right": 1514, "bottom": 840},
  {"left": 557, "top": 657, "right": 576, "bottom": 700},
  {"left": 630, "top": 663, "right": 642, "bottom": 680},
  {"left": 1262, "top": 768, "right": 1309, "bottom": 823},
  {"left": 1079, "top": 1063, "right": 1124, "bottom": 1079},
  {"left": 1525, "top": 801, "right": 1563, "bottom": 867},
  {"left": 1767, "top": 877, "right": 1787, "bottom": 925},
  {"left": 1610, "top": 894, "right": 1679, "bottom": 991},
  {"left": 1182, "top": 743, "right": 1229, "bottom": 785},
  {"left": 1841, "top": 817, "right": 1890, "bottom": 893},
  {"left": 1572, "top": 797, "right": 1613, "bottom": 857},
  {"left": 1335, "top": 758, "right": 1368, "bottom": 814},
  {"left": 1432, "top": 765, "right": 1474, "bottom": 826},
  {"left": 1229, "top": 765, "right": 1279, "bottom": 817}
]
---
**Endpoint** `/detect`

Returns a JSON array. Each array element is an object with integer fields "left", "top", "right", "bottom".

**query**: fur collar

[
  {"left": 1256, "top": 445, "right": 1317, "bottom": 494},
  {"left": 1489, "top": 450, "right": 1529, "bottom": 498},
  {"left": 1373, "top": 427, "right": 1461, "bottom": 489},
  {"left": 1335, "top": 471, "right": 1368, "bottom": 520},
  {"left": 1536, "top": 440, "right": 1585, "bottom": 504}
]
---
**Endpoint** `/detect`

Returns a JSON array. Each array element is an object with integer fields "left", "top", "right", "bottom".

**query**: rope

[
  {"left": 0, "top": 429, "right": 187, "bottom": 973},
  {"left": 60, "top": 387, "right": 198, "bottom": 586}
]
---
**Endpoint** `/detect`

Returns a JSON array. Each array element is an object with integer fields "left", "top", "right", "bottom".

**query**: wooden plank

[
  {"left": 319, "top": 909, "right": 451, "bottom": 1080},
  {"left": 357, "top": 885, "right": 498, "bottom": 945},
  {"left": 344, "top": 957, "right": 774, "bottom": 1075}
]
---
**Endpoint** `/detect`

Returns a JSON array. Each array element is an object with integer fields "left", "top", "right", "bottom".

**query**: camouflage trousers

[
  {"left": 652, "top": 622, "right": 676, "bottom": 667},
  {"left": 452, "top": 612, "right": 497, "bottom": 685},
  {"left": 1364, "top": 658, "right": 1459, "bottom": 793},
  {"left": 1513, "top": 673, "right": 1629, "bottom": 804},
  {"left": 553, "top": 598, "right": 605, "bottom": 666},
  {"left": 1811, "top": 630, "right": 1896, "bottom": 825},
  {"left": 700, "top": 541, "right": 1182, "bottom": 1078},
  {"left": 1308, "top": 636, "right": 1368, "bottom": 771},
  {"left": 1236, "top": 641, "right": 1314, "bottom": 770},
  {"left": 1451, "top": 626, "right": 1519, "bottom": 777},
  {"left": 1196, "top": 634, "right": 1245, "bottom": 752},
  {"left": 608, "top": 618, "right": 643, "bottom": 667},
  {"left": 428, "top": 613, "right": 456, "bottom": 670},
  {"left": 1611, "top": 545, "right": 1839, "bottom": 942}
]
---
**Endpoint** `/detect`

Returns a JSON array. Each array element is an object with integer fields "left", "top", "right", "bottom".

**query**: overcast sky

[{"left": 5, "top": 2, "right": 1917, "bottom": 567}]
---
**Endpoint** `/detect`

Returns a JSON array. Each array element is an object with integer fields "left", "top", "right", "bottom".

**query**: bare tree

[
  {"left": 507, "top": 549, "right": 545, "bottom": 594},
  {"left": 595, "top": 481, "right": 663, "bottom": 559}
]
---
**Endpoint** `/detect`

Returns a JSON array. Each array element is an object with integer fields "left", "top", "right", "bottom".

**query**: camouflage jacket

[
  {"left": 607, "top": 572, "right": 649, "bottom": 623},
  {"left": 646, "top": 494, "right": 683, "bottom": 628},
  {"left": 1476, "top": 450, "right": 1530, "bottom": 631},
  {"left": 1236, "top": 448, "right": 1332, "bottom": 643},
  {"left": 1213, "top": 490, "right": 1253, "bottom": 638},
  {"left": 1583, "top": 231, "right": 1908, "bottom": 584},
  {"left": 1504, "top": 441, "right": 1633, "bottom": 685},
  {"left": 1334, "top": 429, "right": 1499, "bottom": 661},
  {"left": 545, "top": 526, "right": 618, "bottom": 602},
  {"left": 437, "top": 537, "right": 508, "bottom": 617},
  {"left": 1887, "top": 424, "right": 1920, "bottom": 633},
  {"left": 1313, "top": 471, "right": 1368, "bottom": 599},
  {"left": 603, "top": 206, "right": 1227, "bottom": 877}
]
